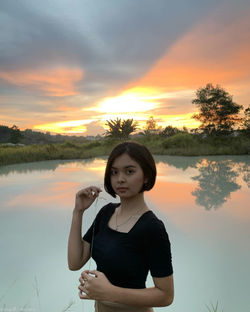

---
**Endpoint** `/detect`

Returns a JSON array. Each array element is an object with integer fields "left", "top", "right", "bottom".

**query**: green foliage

[
  {"left": 105, "top": 118, "right": 138, "bottom": 139},
  {"left": 160, "top": 125, "right": 180, "bottom": 137},
  {"left": 192, "top": 83, "right": 243, "bottom": 134},
  {"left": 242, "top": 105, "right": 250, "bottom": 134},
  {"left": 1, "top": 133, "right": 250, "bottom": 166},
  {"left": 10, "top": 125, "right": 23, "bottom": 144},
  {"left": 145, "top": 116, "right": 157, "bottom": 131},
  {"left": 82, "top": 140, "right": 102, "bottom": 149},
  {"left": 121, "top": 119, "right": 138, "bottom": 138},
  {"left": 0, "top": 125, "right": 11, "bottom": 143},
  {"left": 61, "top": 141, "right": 79, "bottom": 148},
  {"left": 105, "top": 118, "right": 122, "bottom": 138},
  {"left": 163, "top": 133, "right": 198, "bottom": 149}
]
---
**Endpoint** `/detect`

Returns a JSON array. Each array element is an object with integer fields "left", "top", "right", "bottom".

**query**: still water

[{"left": 0, "top": 155, "right": 249, "bottom": 312}]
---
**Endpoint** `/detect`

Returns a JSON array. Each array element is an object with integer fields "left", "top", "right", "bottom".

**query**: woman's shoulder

[
  {"left": 143, "top": 210, "right": 164, "bottom": 226},
  {"left": 142, "top": 211, "right": 168, "bottom": 237},
  {"left": 96, "top": 202, "right": 119, "bottom": 218}
]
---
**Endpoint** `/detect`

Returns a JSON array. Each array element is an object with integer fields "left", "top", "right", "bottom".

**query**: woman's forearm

[
  {"left": 67, "top": 209, "right": 84, "bottom": 270},
  {"left": 108, "top": 285, "right": 173, "bottom": 307}
]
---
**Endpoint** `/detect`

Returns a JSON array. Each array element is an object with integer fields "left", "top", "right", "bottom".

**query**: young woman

[{"left": 68, "top": 141, "right": 174, "bottom": 312}]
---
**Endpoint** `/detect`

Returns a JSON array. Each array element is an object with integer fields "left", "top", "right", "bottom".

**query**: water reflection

[
  {"left": 155, "top": 155, "right": 201, "bottom": 170},
  {"left": 0, "top": 157, "right": 106, "bottom": 176},
  {"left": 0, "top": 156, "right": 249, "bottom": 312},
  {"left": 239, "top": 161, "right": 250, "bottom": 188},
  {"left": 155, "top": 155, "right": 249, "bottom": 210},
  {"left": 191, "top": 159, "right": 241, "bottom": 210},
  {"left": 0, "top": 156, "right": 249, "bottom": 211}
]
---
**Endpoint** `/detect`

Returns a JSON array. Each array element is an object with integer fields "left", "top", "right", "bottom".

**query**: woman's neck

[{"left": 118, "top": 193, "right": 148, "bottom": 216}]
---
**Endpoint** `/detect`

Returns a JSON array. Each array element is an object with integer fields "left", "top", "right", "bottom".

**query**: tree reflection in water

[
  {"left": 1, "top": 156, "right": 248, "bottom": 211},
  {"left": 191, "top": 159, "right": 241, "bottom": 210},
  {"left": 240, "top": 162, "right": 250, "bottom": 188}
]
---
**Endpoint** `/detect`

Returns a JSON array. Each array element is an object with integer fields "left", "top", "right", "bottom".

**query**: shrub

[
  {"left": 83, "top": 141, "right": 102, "bottom": 149},
  {"left": 162, "top": 133, "right": 198, "bottom": 149}
]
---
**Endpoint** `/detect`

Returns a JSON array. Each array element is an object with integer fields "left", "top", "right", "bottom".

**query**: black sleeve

[
  {"left": 146, "top": 219, "right": 173, "bottom": 277},
  {"left": 82, "top": 204, "right": 108, "bottom": 243}
]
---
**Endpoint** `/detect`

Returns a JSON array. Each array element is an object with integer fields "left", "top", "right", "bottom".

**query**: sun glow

[
  {"left": 91, "top": 88, "right": 160, "bottom": 114},
  {"left": 157, "top": 113, "right": 200, "bottom": 129}
]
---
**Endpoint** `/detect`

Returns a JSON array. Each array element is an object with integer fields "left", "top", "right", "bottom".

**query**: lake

[{"left": 0, "top": 155, "right": 249, "bottom": 312}]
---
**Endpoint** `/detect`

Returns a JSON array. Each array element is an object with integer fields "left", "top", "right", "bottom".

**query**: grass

[
  {"left": 0, "top": 277, "right": 76, "bottom": 312},
  {"left": 0, "top": 277, "right": 226, "bottom": 312},
  {"left": 1, "top": 133, "right": 249, "bottom": 166},
  {"left": 206, "top": 301, "right": 223, "bottom": 312}
]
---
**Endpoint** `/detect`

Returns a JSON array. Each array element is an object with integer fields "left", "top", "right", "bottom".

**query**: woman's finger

[
  {"left": 78, "top": 284, "right": 85, "bottom": 291},
  {"left": 79, "top": 276, "right": 84, "bottom": 283},
  {"left": 89, "top": 188, "right": 99, "bottom": 198},
  {"left": 79, "top": 290, "right": 91, "bottom": 300},
  {"left": 81, "top": 269, "right": 90, "bottom": 276},
  {"left": 88, "top": 270, "right": 98, "bottom": 277},
  {"left": 81, "top": 271, "right": 92, "bottom": 281},
  {"left": 76, "top": 189, "right": 87, "bottom": 197}
]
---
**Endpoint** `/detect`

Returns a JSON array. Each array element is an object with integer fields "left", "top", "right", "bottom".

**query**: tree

[
  {"left": 145, "top": 116, "right": 157, "bottom": 131},
  {"left": 192, "top": 159, "right": 240, "bottom": 210},
  {"left": 105, "top": 118, "right": 122, "bottom": 138},
  {"left": 105, "top": 118, "right": 138, "bottom": 139},
  {"left": 10, "top": 125, "right": 22, "bottom": 143},
  {"left": 160, "top": 125, "right": 180, "bottom": 137},
  {"left": 192, "top": 83, "right": 243, "bottom": 134},
  {"left": 242, "top": 105, "right": 250, "bottom": 134},
  {"left": 0, "top": 125, "right": 11, "bottom": 143},
  {"left": 120, "top": 119, "right": 138, "bottom": 139}
]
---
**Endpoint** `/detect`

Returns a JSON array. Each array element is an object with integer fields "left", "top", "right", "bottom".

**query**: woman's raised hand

[{"left": 74, "top": 186, "right": 102, "bottom": 213}]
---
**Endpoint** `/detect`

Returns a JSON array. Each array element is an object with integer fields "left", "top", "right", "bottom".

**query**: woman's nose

[{"left": 117, "top": 173, "right": 125, "bottom": 183}]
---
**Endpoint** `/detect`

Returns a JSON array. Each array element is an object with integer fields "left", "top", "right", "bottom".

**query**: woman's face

[{"left": 110, "top": 153, "right": 145, "bottom": 198}]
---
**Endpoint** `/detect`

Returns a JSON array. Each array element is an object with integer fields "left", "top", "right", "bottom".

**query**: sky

[{"left": 0, "top": 0, "right": 250, "bottom": 136}]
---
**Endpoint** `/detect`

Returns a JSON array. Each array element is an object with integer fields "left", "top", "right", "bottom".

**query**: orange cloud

[
  {"left": 34, "top": 119, "right": 96, "bottom": 134},
  {"left": 0, "top": 67, "right": 83, "bottom": 96},
  {"left": 5, "top": 181, "right": 79, "bottom": 210},
  {"left": 148, "top": 180, "right": 196, "bottom": 209},
  {"left": 128, "top": 10, "right": 250, "bottom": 92}
]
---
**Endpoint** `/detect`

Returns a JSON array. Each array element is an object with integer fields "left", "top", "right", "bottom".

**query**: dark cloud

[
  {"left": 0, "top": 2, "right": 96, "bottom": 71},
  {"left": 0, "top": 0, "right": 225, "bottom": 95},
  {"left": 1, "top": 0, "right": 250, "bottom": 133}
]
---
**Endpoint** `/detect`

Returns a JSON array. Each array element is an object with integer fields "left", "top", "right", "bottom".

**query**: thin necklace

[{"left": 115, "top": 206, "right": 145, "bottom": 230}]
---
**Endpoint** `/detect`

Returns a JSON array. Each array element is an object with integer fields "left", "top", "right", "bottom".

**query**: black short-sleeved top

[{"left": 83, "top": 203, "right": 173, "bottom": 289}]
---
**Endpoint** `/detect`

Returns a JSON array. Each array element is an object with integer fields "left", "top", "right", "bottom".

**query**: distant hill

[{"left": 0, "top": 125, "right": 97, "bottom": 144}]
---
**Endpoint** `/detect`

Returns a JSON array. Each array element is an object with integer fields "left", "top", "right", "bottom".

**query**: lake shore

[{"left": 1, "top": 134, "right": 250, "bottom": 166}]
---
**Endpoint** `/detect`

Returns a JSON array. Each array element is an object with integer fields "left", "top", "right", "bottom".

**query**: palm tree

[
  {"left": 105, "top": 118, "right": 138, "bottom": 139},
  {"left": 105, "top": 118, "right": 122, "bottom": 139},
  {"left": 121, "top": 119, "right": 138, "bottom": 139}
]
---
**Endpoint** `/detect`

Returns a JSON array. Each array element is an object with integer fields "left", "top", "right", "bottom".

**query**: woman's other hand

[
  {"left": 78, "top": 270, "right": 114, "bottom": 301},
  {"left": 74, "top": 186, "right": 102, "bottom": 213}
]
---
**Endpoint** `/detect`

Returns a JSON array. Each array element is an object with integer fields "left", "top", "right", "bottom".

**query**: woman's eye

[
  {"left": 111, "top": 170, "right": 117, "bottom": 175},
  {"left": 126, "top": 169, "right": 134, "bottom": 175}
]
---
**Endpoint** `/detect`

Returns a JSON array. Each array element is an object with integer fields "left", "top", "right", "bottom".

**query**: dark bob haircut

[{"left": 104, "top": 141, "right": 156, "bottom": 198}]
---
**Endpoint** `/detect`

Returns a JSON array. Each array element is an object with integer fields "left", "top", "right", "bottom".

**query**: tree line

[
  {"left": 1, "top": 83, "right": 249, "bottom": 144},
  {"left": 105, "top": 84, "right": 249, "bottom": 139},
  {"left": 0, "top": 126, "right": 89, "bottom": 145}
]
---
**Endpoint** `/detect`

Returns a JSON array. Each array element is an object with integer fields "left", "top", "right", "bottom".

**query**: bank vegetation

[{"left": 1, "top": 83, "right": 250, "bottom": 166}]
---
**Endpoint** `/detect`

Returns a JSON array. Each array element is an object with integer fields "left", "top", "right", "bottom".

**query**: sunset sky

[{"left": 0, "top": 0, "right": 250, "bottom": 136}]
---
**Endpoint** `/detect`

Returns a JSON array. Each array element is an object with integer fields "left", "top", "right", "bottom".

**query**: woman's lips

[{"left": 116, "top": 187, "right": 128, "bottom": 192}]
